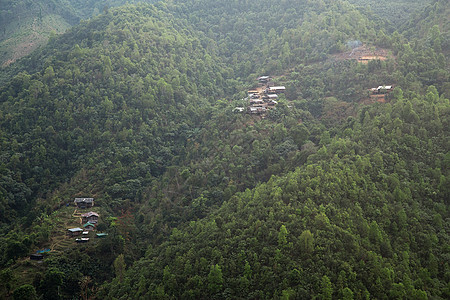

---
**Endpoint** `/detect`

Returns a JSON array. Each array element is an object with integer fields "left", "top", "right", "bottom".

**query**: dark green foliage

[
  {"left": 12, "top": 284, "right": 37, "bottom": 300},
  {"left": 104, "top": 89, "right": 449, "bottom": 299},
  {"left": 39, "top": 268, "right": 64, "bottom": 299},
  {"left": 0, "top": 0, "right": 448, "bottom": 299},
  {"left": 0, "top": 3, "right": 233, "bottom": 225},
  {"left": 347, "top": 0, "right": 433, "bottom": 29}
]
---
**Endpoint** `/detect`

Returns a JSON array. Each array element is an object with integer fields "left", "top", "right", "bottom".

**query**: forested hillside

[
  {"left": 0, "top": 0, "right": 156, "bottom": 67},
  {"left": 401, "top": 0, "right": 450, "bottom": 59},
  {"left": 347, "top": 0, "right": 432, "bottom": 29},
  {"left": 0, "top": 0, "right": 449, "bottom": 299},
  {"left": 0, "top": 0, "right": 78, "bottom": 67},
  {"left": 105, "top": 89, "right": 450, "bottom": 299},
  {"left": 0, "top": 3, "right": 234, "bottom": 224}
]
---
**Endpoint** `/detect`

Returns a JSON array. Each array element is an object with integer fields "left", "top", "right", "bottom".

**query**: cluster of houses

[
  {"left": 30, "top": 198, "right": 106, "bottom": 260},
  {"left": 68, "top": 198, "right": 107, "bottom": 243},
  {"left": 235, "top": 76, "right": 286, "bottom": 115}
]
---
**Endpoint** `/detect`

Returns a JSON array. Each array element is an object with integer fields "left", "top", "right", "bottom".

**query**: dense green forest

[
  {"left": 103, "top": 87, "right": 449, "bottom": 299},
  {"left": 0, "top": 0, "right": 449, "bottom": 299},
  {"left": 346, "top": 0, "right": 432, "bottom": 28}
]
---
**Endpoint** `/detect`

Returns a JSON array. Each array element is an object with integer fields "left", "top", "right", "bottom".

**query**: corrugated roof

[
  {"left": 81, "top": 211, "right": 99, "bottom": 217},
  {"left": 68, "top": 227, "right": 83, "bottom": 232},
  {"left": 74, "top": 198, "right": 94, "bottom": 203}
]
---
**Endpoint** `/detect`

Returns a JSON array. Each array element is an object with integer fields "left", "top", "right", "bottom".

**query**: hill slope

[
  {"left": 0, "top": 1, "right": 448, "bottom": 299},
  {"left": 0, "top": 0, "right": 159, "bottom": 67},
  {"left": 0, "top": 3, "right": 232, "bottom": 225},
  {"left": 346, "top": 0, "right": 433, "bottom": 29},
  {"left": 105, "top": 89, "right": 450, "bottom": 299}
]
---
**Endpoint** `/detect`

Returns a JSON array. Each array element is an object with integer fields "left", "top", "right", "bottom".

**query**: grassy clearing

[{"left": 0, "top": 14, "right": 70, "bottom": 66}]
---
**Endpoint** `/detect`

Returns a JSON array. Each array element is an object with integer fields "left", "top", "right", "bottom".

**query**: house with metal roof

[
  {"left": 265, "top": 86, "right": 286, "bottom": 94},
  {"left": 83, "top": 222, "right": 96, "bottom": 231},
  {"left": 258, "top": 76, "right": 270, "bottom": 83},
  {"left": 81, "top": 211, "right": 99, "bottom": 224},
  {"left": 67, "top": 227, "right": 83, "bottom": 237},
  {"left": 74, "top": 198, "right": 94, "bottom": 209},
  {"left": 76, "top": 238, "right": 90, "bottom": 243}
]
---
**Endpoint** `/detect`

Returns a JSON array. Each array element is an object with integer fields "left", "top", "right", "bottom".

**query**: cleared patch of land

[
  {"left": 331, "top": 44, "right": 394, "bottom": 63},
  {"left": 0, "top": 14, "right": 70, "bottom": 67}
]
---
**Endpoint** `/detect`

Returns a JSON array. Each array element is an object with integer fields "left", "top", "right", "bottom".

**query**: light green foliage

[
  {"left": 321, "top": 275, "right": 333, "bottom": 300},
  {"left": 299, "top": 230, "right": 314, "bottom": 255},
  {"left": 278, "top": 225, "right": 288, "bottom": 246},
  {"left": 114, "top": 254, "right": 126, "bottom": 283},
  {"left": 342, "top": 287, "right": 354, "bottom": 300},
  {"left": 207, "top": 264, "right": 223, "bottom": 294}
]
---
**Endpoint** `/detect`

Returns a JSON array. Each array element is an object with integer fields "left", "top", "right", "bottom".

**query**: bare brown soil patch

[
  {"left": 360, "top": 94, "right": 387, "bottom": 105},
  {"left": 332, "top": 45, "right": 393, "bottom": 63}
]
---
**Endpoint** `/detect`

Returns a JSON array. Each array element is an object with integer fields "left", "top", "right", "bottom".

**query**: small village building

[
  {"left": 266, "top": 86, "right": 285, "bottom": 94},
  {"left": 377, "top": 85, "right": 393, "bottom": 93},
  {"left": 81, "top": 211, "right": 99, "bottom": 224},
  {"left": 268, "top": 100, "right": 278, "bottom": 106},
  {"left": 30, "top": 253, "right": 44, "bottom": 260},
  {"left": 371, "top": 85, "right": 394, "bottom": 94},
  {"left": 233, "top": 107, "right": 245, "bottom": 112},
  {"left": 74, "top": 198, "right": 94, "bottom": 209},
  {"left": 247, "top": 90, "right": 259, "bottom": 97},
  {"left": 263, "top": 94, "right": 278, "bottom": 101},
  {"left": 248, "top": 106, "right": 266, "bottom": 114},
  {"left": 76, "top": 238, "right": 90, "bottom": 243},
  {"left": 68, "top": 227, "right": 83, "bottom": 237},
  {"left": 250, "top": 99, "right": 264, "bottom": 106},
  {"left": 83, "top": 222, "right": 96, "bottom": 231},
  {"left": 258, "top": 76, "right": 270, "bottom": 83},
  {"left": 36, "top": 248, "right": 50, "bottom": 254},
  {"left": 82, "top": 231, "right": 89, "bottom": 235},
  {"left": 96, "top": 233, "right": 109, "bottom": 238}
]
